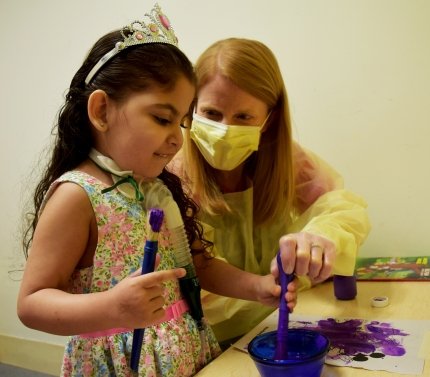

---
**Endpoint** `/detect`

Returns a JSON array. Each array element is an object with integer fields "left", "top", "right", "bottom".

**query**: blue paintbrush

[
  {"left": 130, "top": 208, "right": 164, "bottom": 373},
  {"left": 275, "top": 250, "right": 294, "bottom": 360}
]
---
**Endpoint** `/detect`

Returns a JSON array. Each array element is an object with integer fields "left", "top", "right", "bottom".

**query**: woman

[{"left": 169, "top": 37, "right": 370, "bottom": 344}]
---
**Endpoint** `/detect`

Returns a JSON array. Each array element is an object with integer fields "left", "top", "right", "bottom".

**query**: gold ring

[{"left": 310, "top": 244, "right": 323, "bottom": 251}]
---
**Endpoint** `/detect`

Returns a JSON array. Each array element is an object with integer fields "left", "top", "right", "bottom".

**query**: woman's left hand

[{"left": 274, "top": 232, "right": 336, "bottom": 285}]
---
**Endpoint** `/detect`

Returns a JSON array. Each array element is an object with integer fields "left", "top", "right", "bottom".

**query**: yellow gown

[{"left": 170, "top": 143, "right": 371, "bottom": 342}]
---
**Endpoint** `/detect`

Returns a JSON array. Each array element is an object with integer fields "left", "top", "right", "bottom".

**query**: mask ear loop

[{"left": 260, "top": 110, "right": 272, "bottom": 133}]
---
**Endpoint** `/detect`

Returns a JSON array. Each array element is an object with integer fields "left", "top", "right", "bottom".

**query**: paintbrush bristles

[{"left": 147, "top": 208, "right": 164, "bottom": 241}]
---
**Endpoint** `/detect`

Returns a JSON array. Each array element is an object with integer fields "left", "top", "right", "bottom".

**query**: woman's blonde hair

[{"left": 182, "top": 37, "right": 295, "bottom": 225}]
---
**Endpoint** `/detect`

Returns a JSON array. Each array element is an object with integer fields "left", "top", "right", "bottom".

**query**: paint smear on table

[{"left": 233, "top": 313, "right": 430, "bottom": 375}]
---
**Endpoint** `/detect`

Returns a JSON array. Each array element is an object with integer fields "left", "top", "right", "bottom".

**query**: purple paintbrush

[
  {"left": 130, "top": 208, "right": 164, "bottom": 372},
  {"left": 274, "top": 250, "right": 294, "bottom": 360}
]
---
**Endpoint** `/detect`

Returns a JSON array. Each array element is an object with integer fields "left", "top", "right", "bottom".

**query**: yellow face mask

[{"left": 190, "top": 113, "right": 268, "bottom": 171}]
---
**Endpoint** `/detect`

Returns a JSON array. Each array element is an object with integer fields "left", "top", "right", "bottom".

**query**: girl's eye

[
  {"left": 154, "top": 116, "right": 170, "bottom": 126},
  {"left": 180, "top": 123, "right": 188, "bottom": 129}
]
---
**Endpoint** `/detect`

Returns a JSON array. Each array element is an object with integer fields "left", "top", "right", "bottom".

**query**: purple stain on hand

[{"left": 293, "top": 318, "right": 409, "bottom": 363}]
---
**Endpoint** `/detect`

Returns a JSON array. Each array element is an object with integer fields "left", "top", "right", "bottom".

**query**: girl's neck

[{"left": 77, "top": 159, "right": 113, "bottom": 186}]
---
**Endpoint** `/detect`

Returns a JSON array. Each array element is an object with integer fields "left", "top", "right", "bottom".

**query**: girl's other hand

[{"left": 255, "top": 274, "right": 297, "bottom": 313}]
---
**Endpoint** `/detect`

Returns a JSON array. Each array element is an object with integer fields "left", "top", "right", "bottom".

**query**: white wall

[{"left": 1, "top": 0, "right": 429, "bottom": 348}]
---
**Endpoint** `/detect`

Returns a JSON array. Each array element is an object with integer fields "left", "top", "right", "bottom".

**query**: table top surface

[{"left": 195, "top": 280, "right": 430, "bottom": 377}]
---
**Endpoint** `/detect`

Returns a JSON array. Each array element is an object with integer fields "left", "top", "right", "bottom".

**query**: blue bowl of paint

[{"left": 248, "top": 329, "right": 330, "bottom": 377}]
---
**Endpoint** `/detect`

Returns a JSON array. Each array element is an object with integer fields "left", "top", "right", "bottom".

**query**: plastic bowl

[{"left": 248, "top": 329, "right": 330, "bottom": 377}]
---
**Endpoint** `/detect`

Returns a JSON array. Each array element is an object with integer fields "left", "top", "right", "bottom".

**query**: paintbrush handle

[
  {"left": 130, "top": 240, "right": 158, "bottom": 372},
  {"left": 141, "top": 241, "right": 158, "bottom": 274},
  {"left": 275, "top": 251, "right": 294, "bottom": 360}
]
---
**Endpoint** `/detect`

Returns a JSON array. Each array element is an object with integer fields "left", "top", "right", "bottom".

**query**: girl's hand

[
  {"left": 109, "top": 268, "right": 186, "bottom": 329},
  {"left": 255, "top": 274, "right": 297, "bottom": 313},
  {"left": 277, "top": 232, "right": 335, "bottom": 285}
]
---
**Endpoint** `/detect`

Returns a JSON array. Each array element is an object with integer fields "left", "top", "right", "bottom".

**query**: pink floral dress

[{"left": 44, "top": 171, "right": 220, "bottom": 377}]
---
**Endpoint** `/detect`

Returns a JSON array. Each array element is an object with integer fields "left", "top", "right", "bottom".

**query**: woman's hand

[{"left": 275, "top": 232, "right": 336, "bottom": 285}]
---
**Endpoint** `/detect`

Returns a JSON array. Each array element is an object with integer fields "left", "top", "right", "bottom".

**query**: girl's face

[
  {"left": 196, "top": 73, "right": 269, "bottom": 126},
  {"left": 99, "top": 75, "right": 195, "bottom": 179}
]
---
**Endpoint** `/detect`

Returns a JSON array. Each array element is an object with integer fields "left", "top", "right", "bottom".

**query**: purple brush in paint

[
  {"left": 130, "top": 208, "right": 164, "bottom": 372},
  {"left": 275, "top": 250, "right": 294, "bottom": 360}
]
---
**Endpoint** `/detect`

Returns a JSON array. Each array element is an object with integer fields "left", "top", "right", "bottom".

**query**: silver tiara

[{"left": 85, "top": 3, "right": 178, "bottom": 85}]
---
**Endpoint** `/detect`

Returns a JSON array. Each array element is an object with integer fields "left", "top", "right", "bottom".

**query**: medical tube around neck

[{"left": 142, "top": 179, "right": 204, "bottom": 329}]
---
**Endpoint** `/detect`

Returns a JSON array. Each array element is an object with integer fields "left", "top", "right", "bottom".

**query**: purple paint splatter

[{"left": 291, "top": 319, "right": 409, "bottom": 364}]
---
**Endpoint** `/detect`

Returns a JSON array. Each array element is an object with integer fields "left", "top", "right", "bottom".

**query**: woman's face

[
  {"left": 100, "top": 75, "right": 195, "bottom": 179},
  {"left": 196, "top": 73, "right": 269, "bottom": 126}
]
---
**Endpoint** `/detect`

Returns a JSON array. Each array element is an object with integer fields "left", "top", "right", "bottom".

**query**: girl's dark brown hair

[{"left": 23, "top": 30, "right": 210, "bottom": 257}]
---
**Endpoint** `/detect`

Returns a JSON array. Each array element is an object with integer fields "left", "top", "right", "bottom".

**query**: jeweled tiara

[{"left": 85, "top": 3, "right": 178, "bottom": 85}]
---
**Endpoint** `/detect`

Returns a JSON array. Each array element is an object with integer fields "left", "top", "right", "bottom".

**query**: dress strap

[{"left": 79, "top": 299, "right": 190, "bottom": 339}]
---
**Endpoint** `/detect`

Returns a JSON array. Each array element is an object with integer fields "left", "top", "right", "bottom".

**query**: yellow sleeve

[
  {"left": 290, "top": 189, "right": 371, "bottom": 276},
  {"left": 292, "top": 143, "right": 371, "bottom": 276}
]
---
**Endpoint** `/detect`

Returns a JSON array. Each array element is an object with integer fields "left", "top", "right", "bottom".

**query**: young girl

[{"left": 17, "top": 4, "right": 297, "bottom": 377}]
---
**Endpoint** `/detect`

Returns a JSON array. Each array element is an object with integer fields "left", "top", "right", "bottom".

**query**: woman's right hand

[
  {"left": 109, "top": 268, "right": 186, "bottom": 329},
  {"left": 277, "top": 232, "right": 335, "bottom": 284}
]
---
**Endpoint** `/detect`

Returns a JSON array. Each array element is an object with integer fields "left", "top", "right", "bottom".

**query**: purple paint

[
  {"left": 333, "top": 275, "right": 357, "bottom": 300},
  {"left": 291, "top": 319, "right": 409, "bottom": 363},
  {"left": 248, "top": 329, "right": 330, "bottom": 377}
]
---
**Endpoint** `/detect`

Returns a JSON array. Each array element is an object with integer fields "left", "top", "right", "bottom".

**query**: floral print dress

[{"left": 44, "top": 171, "right": 220, "bottom": 377}]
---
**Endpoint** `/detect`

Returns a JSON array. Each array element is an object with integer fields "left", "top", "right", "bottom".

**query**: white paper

[{"left": 233, "top": 312, "right": 430, "bottom": 375}]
